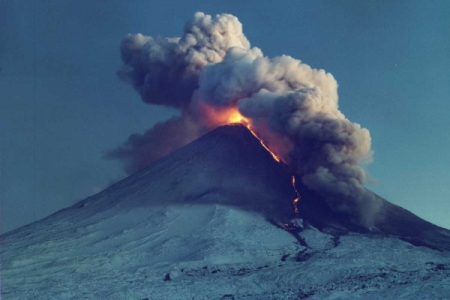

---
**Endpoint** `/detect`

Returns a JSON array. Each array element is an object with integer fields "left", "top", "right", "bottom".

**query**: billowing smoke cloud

[
  {"left": 117, "top": 12, "right": 250, "bottom": 108},
  {"left": 194, "top": 47, "right": 380, "bottom": 225},
  {"left": 109, "top": 12, "right": 380, "bottom": 226},
  {"left": 108, "top": 12, "right": 250, "bottom": 174}
]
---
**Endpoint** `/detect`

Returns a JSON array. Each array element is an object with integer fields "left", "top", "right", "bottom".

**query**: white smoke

[{"left": 109, "top": 12, "right": 381, "bottom": 226}]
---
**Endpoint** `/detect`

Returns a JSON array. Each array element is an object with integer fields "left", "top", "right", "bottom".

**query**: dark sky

[{"left": 1, "top": 0, "right": 449, "bottom": 233}]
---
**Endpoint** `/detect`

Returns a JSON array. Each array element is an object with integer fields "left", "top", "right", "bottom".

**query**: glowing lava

[
  {"left": 227, "top": 110, "right": 248, "bottom": 124},
  {"left": 291, "top": 176, "right": 301, "bottom": 215},
  {"left": 225, "top": 109, "right": 301, "bottom": 215},
  {"left": 210, "top": 106, "right": 301, "bottom": 217},
  {"left": 226, "top": 110, "right": 281, "bottom": 163},
  {"left": 284, "top": 176, "right": 301, "bottom": 230},
  {"left": 248, "top": 128, "right": 281, "bottom": 163}
]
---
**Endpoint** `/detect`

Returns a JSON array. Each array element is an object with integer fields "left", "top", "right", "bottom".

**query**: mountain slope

[
  {"left": 295, "top": 180, "right": 450, "bottom": 251},
  {"left": 1, "top": 124, "right": 449, "bottom": 300}
]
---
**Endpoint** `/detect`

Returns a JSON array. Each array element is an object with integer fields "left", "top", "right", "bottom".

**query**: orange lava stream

[
  {"left": 226, "top": 109, "right": 301, "bottom": 216},
  {"left": 227, "top": 111, "right": 281, "bottom": 163},
  {"left": 291, "top": 176, "right": 301, "bottom": 215}
]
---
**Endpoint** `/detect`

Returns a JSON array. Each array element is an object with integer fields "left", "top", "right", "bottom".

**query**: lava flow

[
  {"left": 224, "top": 109, "right": 301, "bottom": 216},
  {"left": 291, "top": 176, "right": 301, "bottom": 215},
  {"left": 226, "top": 111, "right": 281, "bottom": 163}
]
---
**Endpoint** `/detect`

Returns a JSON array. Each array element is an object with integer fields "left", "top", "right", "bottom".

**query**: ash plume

[{"left": 109, "top": 12, "right": 380, "bottom": 226}]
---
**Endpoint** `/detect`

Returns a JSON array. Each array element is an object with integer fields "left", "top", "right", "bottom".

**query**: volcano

[{"left": 1, "top": 124, "right": 449, "bottom": 299}]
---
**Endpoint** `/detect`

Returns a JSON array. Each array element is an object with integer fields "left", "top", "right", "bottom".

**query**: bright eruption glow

[
  {"left": 227, "top": 110, "right": 249, "bottom": 124},
  {"left": 222, "top": 108, "right": 282, "bottom": 163}
]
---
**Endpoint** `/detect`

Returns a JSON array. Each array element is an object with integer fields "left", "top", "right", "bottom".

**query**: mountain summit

[{"left": 2, "top": 124, "right": 449, "bottom": 299}]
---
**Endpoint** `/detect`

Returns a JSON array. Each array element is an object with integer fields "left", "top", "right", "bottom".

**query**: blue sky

[{"left": 1, "top": 0, "right": 449, "bottom": 233}]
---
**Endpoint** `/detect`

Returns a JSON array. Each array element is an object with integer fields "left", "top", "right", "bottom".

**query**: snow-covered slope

[
  {"left": 295, "top": 182, "right": 450, "bottom": 252},
  {"left": 1, "top": 124, "right": 449, "bottom": 299}
]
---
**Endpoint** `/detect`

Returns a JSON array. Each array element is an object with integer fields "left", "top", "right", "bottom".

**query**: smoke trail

[
  {"left": 109, "top": 12, "right": 380, "bottom": 226},
  {"left": 106, "top": 115, "right": 201, "bottom": 174}
]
